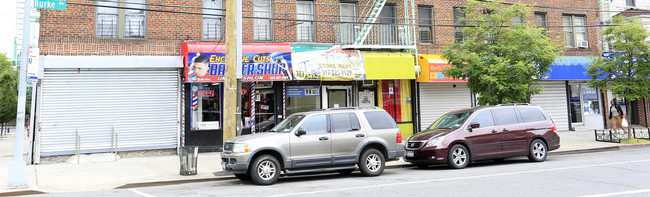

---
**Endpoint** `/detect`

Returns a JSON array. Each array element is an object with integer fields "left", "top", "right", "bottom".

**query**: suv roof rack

[
  {"left": 496, "top": 103, "right": 530, "bottom": 106},
  {"left": 311, "top": 106, "right": 381, "bottom": 111}
]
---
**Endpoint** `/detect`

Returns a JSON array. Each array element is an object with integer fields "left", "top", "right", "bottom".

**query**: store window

[
  {"left": 241, "top": 82, "right": 276, "bottom": 133},
  {"left": 286, "top": 85, "right": 321, "bottom": 115},
  {"left": 379, "top": 80, "right": 412, "bottom": 123},
  {"left": 192, "top": 84, "right": 221, "bottom": 130}
]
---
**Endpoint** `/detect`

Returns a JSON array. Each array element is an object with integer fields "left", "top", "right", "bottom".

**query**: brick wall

[{"left": 39, "top": 0, "right": 601, "bottom": 56}]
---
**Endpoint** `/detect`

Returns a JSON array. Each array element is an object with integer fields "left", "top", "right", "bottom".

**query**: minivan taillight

[
  {"left": 396, "top": 132, "right": 402, "bottom": 143},
  {"left": 550, "top": 125, "right": 557, "bottom": 132}
]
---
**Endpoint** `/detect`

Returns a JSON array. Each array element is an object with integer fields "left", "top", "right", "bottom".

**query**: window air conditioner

[
  {"left": 578, "top": 40, "right": 588, "bottom": 48},
  {"left": 362, "top": 80, "right": 374, "bottom": 87}
]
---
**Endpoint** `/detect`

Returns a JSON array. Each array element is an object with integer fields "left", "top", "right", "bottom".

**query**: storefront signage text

[
  {"left": 287, "top": 86, "right": 320, "bottom": 97},
  {"left": 185, "top": 52, "right": 293, "bottom": 82}
]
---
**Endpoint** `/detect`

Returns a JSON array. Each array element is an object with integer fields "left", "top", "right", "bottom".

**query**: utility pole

[
  {"left": 7, "top": 0, "right": 31, "bottom": 188},
  {"left": 224, "top": 0, "right": 243, "bottom": 141}
]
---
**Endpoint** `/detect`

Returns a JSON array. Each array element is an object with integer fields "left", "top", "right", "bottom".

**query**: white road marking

[
  {"left": 129, "top": 188, "right": 156, "bottom": 197},
  {"left": 579, "top": 189, "right": 650, "bottom": 197},
  {"left": 268, "top": 159, "right": 650, "bottom": 197}
]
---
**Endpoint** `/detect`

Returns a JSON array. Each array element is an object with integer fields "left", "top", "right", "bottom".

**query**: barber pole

[
  {"left": 181, "top": 85, "right": 185, "bottom": 147},
  {"left": 251, "top": 82, "right": 256, "bottom": 133},
  {"left": 283, "top": 82, "right": 286, "bottom": 117}
]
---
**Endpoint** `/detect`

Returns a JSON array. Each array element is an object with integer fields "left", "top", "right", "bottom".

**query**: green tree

[
  {"left": 0, "top": 53, "right": 18, "bottom": 134},
  {"left": 442, "top": 0, "right": 564, "bottom": 105},
  {"left": 587, "top": 16, "right": 650, "bottom": 139}
]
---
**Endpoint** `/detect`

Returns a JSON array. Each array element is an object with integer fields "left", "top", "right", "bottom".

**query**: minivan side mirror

[
  {"left": 468, "top": 122, "right": 480, "bottom": 130},
  {"left": 296, "top": 128, "right": 307, "bottom": 136}
]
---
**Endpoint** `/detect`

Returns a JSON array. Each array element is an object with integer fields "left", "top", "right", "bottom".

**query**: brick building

[{"left": 32, "top": 0, "right": 603, "bottom": 162}]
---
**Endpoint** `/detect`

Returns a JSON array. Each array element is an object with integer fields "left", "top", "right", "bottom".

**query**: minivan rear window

[
  {"left": 518, "top": 107, "right": 546, "bottom": 122},
  {"left": 492, "top": 108, "right": 520, "bottom": 125},
  {"left": 363, "top": 111, "right": 398, "bottom": 130}
]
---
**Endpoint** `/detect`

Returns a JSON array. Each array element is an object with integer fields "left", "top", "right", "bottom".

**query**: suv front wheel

[
  {"left": 250, "top": 154, "right": 281, "bottom": 185},
  {"left": 358, "top": 148, "right": 385, "bottom": 176}
]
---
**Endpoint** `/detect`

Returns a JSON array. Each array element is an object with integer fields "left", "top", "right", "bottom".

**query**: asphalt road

[{"left": 32, "top": 146, "right": 650, "bottom": 197}]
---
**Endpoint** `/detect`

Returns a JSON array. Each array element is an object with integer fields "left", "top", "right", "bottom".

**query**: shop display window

[
  {"left": 192, "top": 84, "right": 221, "bottom": 130},
  {"left": 378, "top": 80, "right": 412, "bottom": 123},
  {"left": 286, "top": 86, "right": 321, "bottom": 115}
]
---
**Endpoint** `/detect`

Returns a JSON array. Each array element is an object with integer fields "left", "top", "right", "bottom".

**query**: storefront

[
  {"left": 34, "top": 55, "right": 183, "bottom": 162},
  {"left": 416, "top": 54, "right": 471, "bottom": 132},
  {"left": 182, "top": 42, "right": 292, "bottom": 151}
]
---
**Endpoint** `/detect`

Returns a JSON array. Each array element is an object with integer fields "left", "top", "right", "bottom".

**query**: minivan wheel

[
  {"left": 358, "top": 148, "right": 385, "bottom": 176},
  {"left": 447, "top": 144, "right": 469, "bottom": 169},
  {"left": 250, "top": 154, "right": 281, "bottom": 185},
  {"left": 528, "top": 139, "right": 547, "bottom": 162}
]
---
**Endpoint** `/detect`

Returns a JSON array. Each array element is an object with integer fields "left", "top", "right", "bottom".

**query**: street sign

[
  {"left": 27, "top": 47, "right": 39, "bottom": 83},
  {"left": 33, "top": 0, "right": 66, "bottom": 10}
]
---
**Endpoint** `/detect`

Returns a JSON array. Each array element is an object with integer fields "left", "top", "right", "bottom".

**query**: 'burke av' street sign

[{"left": 33, "top": 0, "right": 66, "bottom": 10}]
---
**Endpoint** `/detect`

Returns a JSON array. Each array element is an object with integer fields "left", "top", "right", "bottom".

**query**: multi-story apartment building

[{"left": 33, "top": 0, "right": 600, "bottom": 162}]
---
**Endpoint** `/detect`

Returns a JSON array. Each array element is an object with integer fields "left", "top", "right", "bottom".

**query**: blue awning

[{"left": 543, "top": 56, "right": 592, "bottom": 80}]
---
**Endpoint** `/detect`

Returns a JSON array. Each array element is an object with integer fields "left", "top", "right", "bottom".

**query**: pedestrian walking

[{"left": 608, "top": 99, "right": 625, "bottom": 135}]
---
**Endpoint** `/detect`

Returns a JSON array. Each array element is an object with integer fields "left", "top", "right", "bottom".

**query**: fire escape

[{"left": 336, "top": 0, "right": 417, "bottom": 50}]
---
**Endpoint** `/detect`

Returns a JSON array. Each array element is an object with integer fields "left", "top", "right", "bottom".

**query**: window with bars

[
  {"left": 562, "top": 15, "right": 586, "bottom": 48},
  {"left": 95, "top": 0, "right": 146, "bottom": 38},
  {"left": 254, "top": 0, "right": 273, "bottom": 41},
  {"left": 453, "top": 7, "right": 465, "bottom": 43},
  {"left": 203, "top": 0, "right": 224, "bottom": 40},
  {"left": 339, "top": 3, "right": 357, "bottom": 45},
  {"left": 296, "top": 1, "right": 314, "bottom": 42},
  {"left": 418, "top": 6, "right": 433, "bottom": 44}
]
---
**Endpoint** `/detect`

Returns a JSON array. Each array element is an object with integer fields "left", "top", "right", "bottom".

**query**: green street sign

[{"left": 34, "top": 0, "right": 66, "bottom": 10}]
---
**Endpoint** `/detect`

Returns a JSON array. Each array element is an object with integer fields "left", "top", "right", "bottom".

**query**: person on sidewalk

[{"left": 608, "top": 99, "right": 625, "bottom": 135}]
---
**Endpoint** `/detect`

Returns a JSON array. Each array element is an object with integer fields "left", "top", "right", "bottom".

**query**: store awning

[
  {"left": 363, "top": 52, "right": 415, "bottom": 80},
  {"left": 543, "top": 56, "right": 591, "bottom": 80},
  {"left": 416, "top": 54, "right": 466, "bottom": 82}
]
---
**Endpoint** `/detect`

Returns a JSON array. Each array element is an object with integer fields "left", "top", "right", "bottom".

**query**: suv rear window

[
  {"left": 331, "top": 113, "right": 361, "bottom": 132},
  {"left": 518, "top": 107, "right": 546, "bottom": 122},
  {"left": 363, "top": 111, "right": 398, "bottom": 130}
]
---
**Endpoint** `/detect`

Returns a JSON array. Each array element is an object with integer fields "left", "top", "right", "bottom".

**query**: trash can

[{"left": 179, "top": 146, "right": 199, "bottom": 175}]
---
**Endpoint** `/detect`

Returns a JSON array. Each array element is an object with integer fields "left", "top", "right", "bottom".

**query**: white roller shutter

[
  {"left": 530, "top": 81, "right": 570, "bottom": 131},
  {"left": 418, "top": 82, "right": 472, "bottom": 131},
  {"left": 39, "top": 68, "right": 180, "bottom": 156}
]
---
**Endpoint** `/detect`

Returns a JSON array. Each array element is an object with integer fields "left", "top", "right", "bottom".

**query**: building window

[
  {"left": 339, "top": 3, "right": 357, "bottom": 45},
  {"left": 534, "top": 13, "right": 547, "bottom": 30},
  {"left": 296, "top": 1, "right": 314, "bottom": 42},
  {"left": 418, "top": 6, "right": 433, "bottom": 44},
  {"left": 254, "top": 0, "right": 273, "bottom": 41},
  {"left": 626, "top": 0, "right": 636, "bottom": 7},
  {"left": 191, "top": 84, "right": 221, "bottom": 130},
  {"left": 453, "top": 7, "right": 465, "bottom": 43},
  {"left": 203, "top": 0, "right": 224, "bottom": 40},
  {"left": 563, "top": 15, "right": 586, "bottom": 48},
  {"left": 511, "top": 16, "right": 522, "bottom": 25},
  {"left": 379, "top": 5, "right": 396, "bottom": 44},
  {"left": 96, "top": 0, "right": 146, "bottom": 38},
  {"left": 96, "top": 0, "right": 119, "bottom": 38}
]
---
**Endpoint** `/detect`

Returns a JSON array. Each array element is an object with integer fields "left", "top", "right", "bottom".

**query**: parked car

[
  {"left": 404, "top": 104, "right": 560, "bottom": 169},
  {"left": 221, "top": 107, "right": 405, "bottom": 185}
]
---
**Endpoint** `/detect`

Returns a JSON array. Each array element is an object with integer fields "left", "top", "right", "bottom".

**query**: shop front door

[{"left": 327, "top": 89, "right": 348, "bottom": 108}]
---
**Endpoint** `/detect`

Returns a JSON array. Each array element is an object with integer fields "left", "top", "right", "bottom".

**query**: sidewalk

[{"left": 0, "top": 127, "right": 640, "bottom": 195}]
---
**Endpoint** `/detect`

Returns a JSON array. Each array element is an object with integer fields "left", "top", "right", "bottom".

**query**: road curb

[
  {"left": 549, "top": 146, "right": 621, "bottom": 155},
  {"left": 115, "top": 176, "right": 237, "bottom": 189},
  {"left": 0, "top": 189, "right": 46, "bottom": 196}
]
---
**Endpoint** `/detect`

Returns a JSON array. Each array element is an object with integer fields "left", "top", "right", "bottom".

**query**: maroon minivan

[{"left": 404, "top": 104, "right": 560, "bottom": 169}]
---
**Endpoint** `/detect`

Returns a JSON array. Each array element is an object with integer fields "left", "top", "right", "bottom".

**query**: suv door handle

[
  {"left": 491, "top": 130, "right": 498, "bottom": 133},
  {"left": 319, "top": 137, "right": 329, "bottom": 141},
  {"left": 355, "top": 134, "right": 365, "bottom": 138},
  {"left": 502, "top": 128, "right": 509, "bottom": 132}
]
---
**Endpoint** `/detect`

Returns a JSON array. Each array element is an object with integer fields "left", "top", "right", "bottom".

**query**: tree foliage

[
  {"left": 0, "top": 53, "right": 18, "bottom": 127},
  {"left": 587, "top": 16, "right": 650, "bottom": 138},
  {"left": 442, "top": 0, "right": 564, "bottom": 105}
]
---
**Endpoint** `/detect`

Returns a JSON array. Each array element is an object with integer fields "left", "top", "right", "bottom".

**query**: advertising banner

[
  {"left": 186, "top": 52, "right": 292, "bottom": 82},
  {"left": 291, "top": 45, "right": 365, "bottom": 81},
  {"left": 286, "top": 86, "right": 320, "bottom": 97}
]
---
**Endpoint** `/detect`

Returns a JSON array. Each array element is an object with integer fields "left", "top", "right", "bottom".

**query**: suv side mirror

[{"left": 296, "top": 128, "right": 307, "bottom": 136}]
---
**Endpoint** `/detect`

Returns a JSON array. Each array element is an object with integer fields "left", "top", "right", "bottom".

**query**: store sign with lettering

[
  {"left": 287, "top": 86, "right": 320, "bottom": 97},
  {"left": 185, "top": 52, "right": 293, "bottom": 82},
  {"left": 291, "top": 46, "right": 365, "bottom": 81}
]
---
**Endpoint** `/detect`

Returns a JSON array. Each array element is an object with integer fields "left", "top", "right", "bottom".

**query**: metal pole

[
  {"left": 76, "top": 129, "right": 80, "bottom": 165},
  {"left": 111, "top": 126, "right": 115, "bottom": 154},
  {"left": 7, "top": 0, "right": 32, "bottom": 188},
  {"left": 223, "top": 0, "right": 242, "bottom": 141},
  {"left": 115, "top": 132, "right": 118, "bottom": 161},
  {"left": 594, "top": 129, "right": 597, "bottom": 141}
]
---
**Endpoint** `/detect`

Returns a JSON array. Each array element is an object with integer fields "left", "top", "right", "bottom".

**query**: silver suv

[{"left": 221, "top": 107, "right": 405, "bottom": 185}]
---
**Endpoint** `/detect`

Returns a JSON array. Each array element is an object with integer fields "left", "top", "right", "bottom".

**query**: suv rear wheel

[
  {"left": 250, "top": 154, "right": 281, "bottom": 185},
  {"left": 528, "top": 139, "right": 547, "bottom": 162},
  {"left": 447, "top": 144, "right": 469, "bottom": 169},
  {"left": 358, "top": 148, "right": 385, "bottom": 176}
]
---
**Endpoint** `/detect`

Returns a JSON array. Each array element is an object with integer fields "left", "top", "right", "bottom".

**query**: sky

[{"left": 0, "top": 0, "right": 17, "bottom": 60}]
